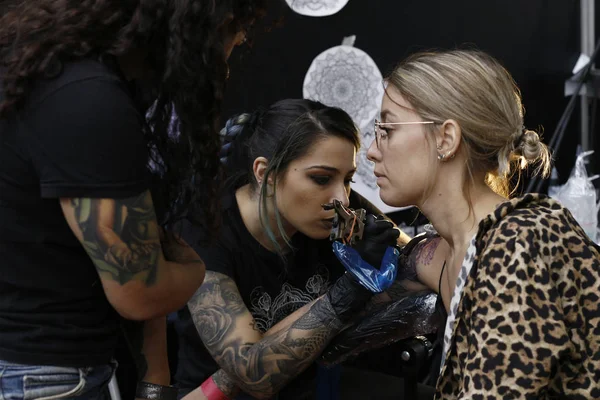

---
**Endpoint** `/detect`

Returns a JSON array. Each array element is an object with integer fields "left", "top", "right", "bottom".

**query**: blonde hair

[{"left": 387, "top": 49, "right": 551, "bottom": 197}]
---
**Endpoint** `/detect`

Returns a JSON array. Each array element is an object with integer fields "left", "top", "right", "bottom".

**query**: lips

[{"left": 321, "top": 219, "right": 334, "bottom": 230}]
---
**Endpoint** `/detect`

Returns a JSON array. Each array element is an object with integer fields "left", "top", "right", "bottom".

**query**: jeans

[{"left": 0, "top": 360, "right": 115, "bottom": 400}]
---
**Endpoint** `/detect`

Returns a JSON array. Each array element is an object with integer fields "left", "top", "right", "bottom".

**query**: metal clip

[{"left": 322, "top": 199, "right": 366, "bottom": 246}]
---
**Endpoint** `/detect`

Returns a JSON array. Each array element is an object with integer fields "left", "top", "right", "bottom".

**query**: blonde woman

[{"left": 368, "top": 49, "right": 600, "bottom": 399}]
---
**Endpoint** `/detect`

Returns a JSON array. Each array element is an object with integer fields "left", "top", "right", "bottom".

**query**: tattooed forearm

[
  {"left": 189, "top": 272, "right": 342, "bottom": 398},
  {"left": 217, "top": 299, "right": 340, "bottom": 396},
  {"left": 188, "top": 273, "right": 247, "bottom": 348},
  {"left": 212, "top": 370, "right": 240, "bottom": 398},
  {"left": 70, "top": 190, "right": 160, "bottom": 285}
]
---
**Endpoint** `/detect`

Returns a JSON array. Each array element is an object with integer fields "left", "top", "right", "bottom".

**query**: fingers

[
  {"left": 372, "top": 219, "right": 394, "bottom": 230},
  {"left": 365, "top": 214, "right": 393, "bottom": 232}
]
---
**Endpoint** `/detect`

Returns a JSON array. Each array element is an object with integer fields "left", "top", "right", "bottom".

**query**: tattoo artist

[
  {"left": 174, "top": 99, "right": 404, "bottom": 400},
  {"left": 0, "top": 1, "right": 266, "bottom": 399}
]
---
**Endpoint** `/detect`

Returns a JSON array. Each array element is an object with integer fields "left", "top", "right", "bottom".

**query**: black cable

[
  {"left": 526, "top": 38, "right": 600, "bottom": 193},
  {"left": 591, "top": 97, "right": 597, "bottom": 150}
]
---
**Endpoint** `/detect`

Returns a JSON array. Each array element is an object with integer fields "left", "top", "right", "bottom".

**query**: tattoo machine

[
  {"left": 323, "top": 200, "right": 398, "bottom": 293},
  {"left": 322, "top": 199, "right": 366, "bottom": 246}
]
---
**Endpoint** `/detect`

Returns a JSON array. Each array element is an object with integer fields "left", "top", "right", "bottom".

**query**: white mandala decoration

[
  {"left": 285, "top": 0, "right": 349, "bottom": 17},
  {"left": 303, "top": 44, "right": 383, "bottom": 131}
]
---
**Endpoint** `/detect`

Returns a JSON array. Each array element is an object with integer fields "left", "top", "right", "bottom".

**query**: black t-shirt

[
  {"left": 175, "top": 192, "right": 345, "bottom": 399},
  {"left": 0, "top": 58, "right": 149, "bottom": 366}
]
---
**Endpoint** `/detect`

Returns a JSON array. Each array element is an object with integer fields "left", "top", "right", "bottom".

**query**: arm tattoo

[
  {"left": 383, "top": 236, "right": 440, "bottom": 302},
  {"left": 187, "top": 272, "right": 246, "bottom": 348},
  {"left": 71, "top": 191, "right": 160, "bottom": 285},
  {"left": 212, "top": 370, "right": 240, "bottom": 398},
  {"left": 418, "top": 237, "right": 441, "bottom": 266},
  {"left": 189, "top": 272, "right": 342, "bottom": 397}
]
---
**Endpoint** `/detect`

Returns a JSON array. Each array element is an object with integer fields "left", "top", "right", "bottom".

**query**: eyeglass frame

[{"left": 373, "top": 119, "right": 440, "bottom": 149}]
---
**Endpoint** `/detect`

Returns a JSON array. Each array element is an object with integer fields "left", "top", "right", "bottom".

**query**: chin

[
  {"left": 302, "top": 226, "right": 331, "bottom": 241},
  {"left": 379, "top": 190, "right": 410, "bottom": 208}
]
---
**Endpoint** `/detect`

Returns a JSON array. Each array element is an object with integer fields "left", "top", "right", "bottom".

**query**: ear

[
  {"left": 436, "top": 119, "right": 461, "bottom": 160},
  {"left": 252, "top": 157, "right": 269, "bottom": 186}
]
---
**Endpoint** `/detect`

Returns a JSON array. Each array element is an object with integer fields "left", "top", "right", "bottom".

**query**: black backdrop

[
  {"left": 224, "top": 0, "right": 591, "bottom": 192},
  {"left": 117, "top": 2, "right": 594, "bottom": 395}
]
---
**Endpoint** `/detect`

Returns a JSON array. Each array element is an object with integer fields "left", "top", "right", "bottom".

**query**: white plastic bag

[{"left": 556, "top": 150, "right": 598, "bottom": 242}]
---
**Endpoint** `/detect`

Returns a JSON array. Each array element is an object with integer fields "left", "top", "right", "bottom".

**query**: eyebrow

[
  {"left": 305, "top": 166, "right": 357, "bottom": 175},
  {"left": 380, "top": 109, "right": 395, "bottom": 120}
]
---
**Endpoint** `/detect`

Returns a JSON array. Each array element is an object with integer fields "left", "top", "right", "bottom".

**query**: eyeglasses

[{"left": 373, "top": 119, "right": 438, "bottom": 149}]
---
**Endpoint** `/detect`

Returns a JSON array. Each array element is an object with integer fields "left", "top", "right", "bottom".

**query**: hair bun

[
  {"left": 520, "top": 129, "right": 543, "bottom": 162},
  {"left": 511, "top": 128, "right": 552, "bottom": 177}
]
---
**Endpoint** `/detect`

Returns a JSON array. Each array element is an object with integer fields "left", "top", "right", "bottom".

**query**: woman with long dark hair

[
  {"left": 0, "top": 1, "right": 266, "bottom": 399},
  {"left": 175, "top": 99, "right": 402, "bottom": 400}
]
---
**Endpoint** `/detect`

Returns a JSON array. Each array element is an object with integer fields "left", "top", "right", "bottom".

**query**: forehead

[
  {"left": 381, "top": 86, "right": 418, "bottom": 120},
  {"left": 293, "top": 135, "right": 357, "bottom": 168}
]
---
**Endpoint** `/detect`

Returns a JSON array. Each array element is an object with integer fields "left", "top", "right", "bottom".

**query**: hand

[
  {"left": 326, "top": 273, "right": 373, "bottom": 324},
  {"left": 354, "top": 214, "right": 400, "bottom": 267},
  {"left": 332, "top": 242, "right": 399, "bottom": 293},
  {"left": 106, "top": 242, "right": 133, "bottom": 267}
]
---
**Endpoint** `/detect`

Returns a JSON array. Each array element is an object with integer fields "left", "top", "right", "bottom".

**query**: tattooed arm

[
  {"left": 185, "top": 271, "right": 345, "bottom": 400},
  {"left": 60, "top": 190, "right": 205, "bottom": 320}
]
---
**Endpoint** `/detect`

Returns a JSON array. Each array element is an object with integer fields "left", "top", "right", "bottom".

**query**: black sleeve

[
  {"left": 25, "top": 76, "right": 149, "bottom": 199},
  {"left": 178, "top": 218, "right": 235, "bottom": 279}
]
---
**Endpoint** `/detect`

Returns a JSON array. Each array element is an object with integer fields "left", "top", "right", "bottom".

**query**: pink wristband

[{"left": 200, "top": 376, "right": 230, "bottom": 400}]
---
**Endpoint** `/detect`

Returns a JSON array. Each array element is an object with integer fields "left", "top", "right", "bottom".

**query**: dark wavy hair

[
  {"left": 222, "top": 99, "right": 360, "bottom": 257},
  {"left": 0, "top": 0, "right": 267, "bottom": 231}
]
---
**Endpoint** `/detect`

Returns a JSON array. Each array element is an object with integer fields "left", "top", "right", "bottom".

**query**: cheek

[
  {"left": 276, "top": 178, "right": 316, "bottom": 224},
  {"left": 382, "top": 139, "right": 434, "bottom": 202}
]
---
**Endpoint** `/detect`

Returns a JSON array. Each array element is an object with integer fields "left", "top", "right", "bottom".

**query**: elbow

[
  {"left": 112, "top": 299, "right": 171, "bottom": 321},
  {"left": 108, "top": 284, "right": 193, "bottom": 321},
  {"left": 106, "top": 262, "right": 206, "bottom": 320},
  {"left": 114, "top": 305, "right": 161, "bottom": 321}
]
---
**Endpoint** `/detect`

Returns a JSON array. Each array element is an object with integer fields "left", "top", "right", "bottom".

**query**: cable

[{"left": 526, "top": 38, "right": 600, "bottom": 193}]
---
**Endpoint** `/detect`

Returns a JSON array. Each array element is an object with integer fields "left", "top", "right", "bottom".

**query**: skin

[
  {"left": 367, "top": 85, "right": 506, "bottom": 310},
  {"left": 241, "top": 135, "right": 357, "bottom": 252}
]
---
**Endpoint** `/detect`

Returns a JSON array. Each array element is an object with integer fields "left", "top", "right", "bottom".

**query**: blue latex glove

[{"left": 332, "top": 241, "right": 399, "bottom": 293}]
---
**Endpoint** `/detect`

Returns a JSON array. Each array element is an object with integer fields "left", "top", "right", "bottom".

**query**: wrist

[
  {"left": 142, "top": 372, "right": 171, "bottom": 387},
  {"left": 201, "top": 376, "right": 231, "bottom": 400},
  {"left": 136, "top": 382, "right": 178, "bottom": 400},
  {"left": 326, "top": 273, "right": 372, "bottom": 323}
]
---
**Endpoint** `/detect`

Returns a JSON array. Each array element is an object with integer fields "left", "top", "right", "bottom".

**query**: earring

[
  {"left": 448, "top": 153, "right": 455, "bottom": 159},
  {"left": 438, "top": 153, "right": 445, "bottom": 161}
]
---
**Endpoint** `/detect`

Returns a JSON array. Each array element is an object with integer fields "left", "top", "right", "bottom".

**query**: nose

[
  {"left": 331, "top": 183, "right": 350, "bottom": 208},
  {"left": 367, "top": 139, "right": 381, "bottom": 162}
]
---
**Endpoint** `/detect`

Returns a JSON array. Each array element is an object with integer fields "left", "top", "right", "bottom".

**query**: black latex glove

[
  {"left": 354, "top": 214, "right": 400, "bottom": 268},
  {"left": 326, "top": 273, "right": 373, "bottom": 324}
]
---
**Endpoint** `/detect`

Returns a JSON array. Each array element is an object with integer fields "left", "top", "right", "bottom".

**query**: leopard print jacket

[{"left": 435, "top": 194, "right": 600, "bottom": 399}]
